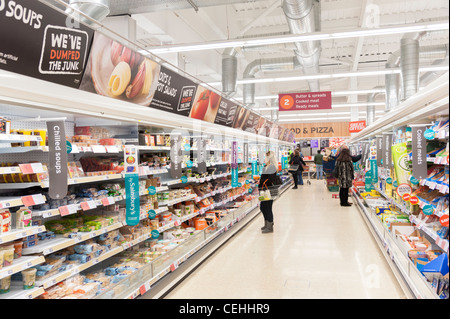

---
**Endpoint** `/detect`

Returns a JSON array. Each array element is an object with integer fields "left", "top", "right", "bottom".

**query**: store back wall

[{"left": 285, "top": 121, "right": 350, "bottom": 139}]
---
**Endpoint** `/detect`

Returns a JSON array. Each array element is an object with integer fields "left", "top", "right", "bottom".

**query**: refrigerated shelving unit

[{"left": 349, "top": 72, "right": 449, "bottom": 299}]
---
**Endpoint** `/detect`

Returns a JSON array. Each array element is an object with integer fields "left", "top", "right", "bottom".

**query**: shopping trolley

[
  {"left": 323, "top": 158, "right": 339, "bottom": 192},
  {"left": 302, "top": 163, "right": 316, "bottom": 185}
]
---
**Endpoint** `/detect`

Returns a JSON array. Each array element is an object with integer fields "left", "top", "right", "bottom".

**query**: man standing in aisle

[{"left": 314, "top": 150, "right": 324, "bottom": 180}]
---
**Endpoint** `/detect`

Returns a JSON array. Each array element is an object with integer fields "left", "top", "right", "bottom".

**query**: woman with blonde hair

[{"left": 258, "top": 151, "right": 281, "bottom": 233}]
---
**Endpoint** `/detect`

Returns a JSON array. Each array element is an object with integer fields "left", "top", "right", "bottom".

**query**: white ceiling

[{"left": 52, "top": 0, "right": 450, "bottom": 123}]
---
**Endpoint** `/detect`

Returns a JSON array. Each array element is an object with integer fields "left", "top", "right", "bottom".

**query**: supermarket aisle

[{"left": 164, "top": 180, "right": 407, "bottom": 299}]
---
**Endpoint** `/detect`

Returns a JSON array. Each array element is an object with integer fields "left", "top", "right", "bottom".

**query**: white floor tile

[{"left": 164, "top": 180, "right": 407, "bottom": 299}]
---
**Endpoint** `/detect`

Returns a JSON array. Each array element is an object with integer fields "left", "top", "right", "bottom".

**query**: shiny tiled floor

[{"left": 165, "top": 180, "right": 407, "bottom": 299}]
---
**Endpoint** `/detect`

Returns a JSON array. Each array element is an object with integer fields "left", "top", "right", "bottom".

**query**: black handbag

[{"left": 332, "top": 164, "right": 339, "bottom": 178}]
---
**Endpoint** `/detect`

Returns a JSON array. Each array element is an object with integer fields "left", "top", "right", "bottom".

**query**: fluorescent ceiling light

[
  {"left": 141, "top": 22, "right": 449, "bottom": 54},
  {"left": 207, "top": 65, "right": 447, "bottom": 86}
]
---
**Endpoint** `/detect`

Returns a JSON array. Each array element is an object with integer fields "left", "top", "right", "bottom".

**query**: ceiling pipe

[
  {"left": 65, "top": 0, "right": 110, "bottom": 25},
  {"left": 223, "top": 0, "right": 321, "bottom": 101},
  {"left": 282, "top": 0, "right": 321, "bottom": 92},
  {"left": 419, "top": 48, "right": 449, "bottom": 86},
  {"left": 385, "top": 39, "right": 448, "bottom": 112},
  {"left": 242, "top": 57, "right": 300, "bottom": 107},
  {"left": 221, "top": 47, "right": 238, "bottom": 98},
  {"left": 367, "top": 86, "right": 383, "bottom": 126}
]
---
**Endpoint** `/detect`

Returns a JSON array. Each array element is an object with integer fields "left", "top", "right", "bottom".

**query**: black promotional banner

[
  {"left": 0, "top": 0, "right": 94, "bottom": 88},
  {"left": 213, "top": 98, "right": 239, "bottom": 127},
  {"left": 411, "top": 125, "right": 428, "bottom": 179},
  {"left": 150, "top": 66, "right": 197, "bottom": 116},
  {"left": 46, "top": 120, "right": 68, "bottom": 199}
]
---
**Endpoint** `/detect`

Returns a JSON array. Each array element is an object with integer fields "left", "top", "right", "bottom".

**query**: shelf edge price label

[
  {"left": 422, "top": 205, "right": 434, "bottom": 216},
  {"left": 18, "top": 163, "right": 44, "bottom": 175}
]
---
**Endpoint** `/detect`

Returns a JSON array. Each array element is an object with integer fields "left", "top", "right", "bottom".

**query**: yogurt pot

[
  {"left": 0, "top": 276, "right": 11, "bottom": 294},
  {"left": 13, "top": 241, "right": 23, "bottom": 259},
  {"left": 22, "top": 268, "right": 37, "bottom": 290},
  {"left": 1, "top": 247, "right": 14, "bottom": 267}
]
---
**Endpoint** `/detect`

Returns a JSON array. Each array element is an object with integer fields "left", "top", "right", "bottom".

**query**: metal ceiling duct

[
  {"left": 234, "top": 0, "right": 321, "bottom": 106},
  {"left": 106, "top": 0, "right": 270, "bottom": 15},
  {"left": 65, "top": 0, "right": 110, "bottom": 25},
  {"left": 400, "top": 34, "right": 421, "bottom": 101},
  {"left": 282, "top": 0, "right": 321, "bottom": 92},
  {"left": 242, "top": 57, "right": 300, "bottom": 107},
  {"left": 222, "top": 48, "right": 238, "bottom": 98},
  {"left": 385, "top": 37, "right": 448, "bottom": 112},
  {"left": 367, "top": 87, "right": 383, "bottom": 126},
  {"left": 420, "top": 48, "right": 449, "bottom": 86}
]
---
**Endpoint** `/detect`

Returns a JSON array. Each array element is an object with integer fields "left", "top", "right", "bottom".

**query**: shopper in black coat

[
  {"left": 335, "top": 147, "right": 355, "bottom": 207},
  {"left": 258, "top": 151, "right": 281, "bottom": 233},
  {"left": 289, "top": 150, "right": 306, "bottom": 189}
]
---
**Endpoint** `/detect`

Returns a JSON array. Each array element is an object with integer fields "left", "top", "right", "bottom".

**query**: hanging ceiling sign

[
  {"left": 0, "top": 0, "right": 94, "bottom": 88},
  {"left": 278, "top": 91, "right": 332, "bottom": 111},
  {"left": 383, "top": 133, "right": 393, "bottom": 169},
  {"left": 46, "top": 120, "right": 68, "bottom": 199},
  {"left": 411, "top": 125, "right": 428, "bottom": 179}
]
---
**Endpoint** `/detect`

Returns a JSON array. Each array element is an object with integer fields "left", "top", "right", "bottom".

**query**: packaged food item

[
  {"left": 13, "top": 240, "right": 23, "bottom": 259},
  {"left": 0, "top": 210, "right": 12, "bottom": 234},
  {"left": 1, "top": 246, "right": 14, "bottom": 267},
  {"left": 0, "top": 250, "right": 3, "bottom": 270},
  {"left": 22, "top": 268, "right": 37, "bottom": 289},
  {"left": 15, "top": 207, "right": 32, "bottom": 229},
  {"left": 0, "top": 276, "right": 11, "bottom": 294}
]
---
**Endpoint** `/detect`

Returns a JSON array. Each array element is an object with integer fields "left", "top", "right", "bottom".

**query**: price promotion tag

[
  {"left": 422, "top": 205, "right": 434, "bottom": 216},
  {"left": 409, "top": 196, "right": 419, "bottom": 205},
  {"left": 19, "top": 163, "right": 45, "bottom": 175}
]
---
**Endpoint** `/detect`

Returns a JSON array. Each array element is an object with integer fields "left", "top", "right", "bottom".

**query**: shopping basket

[{"left": 258, "top": 179, "right": 281, "bottom": 201}]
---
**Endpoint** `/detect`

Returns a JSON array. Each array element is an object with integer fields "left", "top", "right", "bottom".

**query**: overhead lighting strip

[
  {"left": 206, "top": 65, "right": 448, "bottom": 86},
  {"left": 139, "top": 22, "right": 449, "bottom": 54}
]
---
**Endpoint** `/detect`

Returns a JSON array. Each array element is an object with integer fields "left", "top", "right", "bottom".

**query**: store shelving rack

[{"left": 349, "top": 72, "right": 449, "bottom": 299}]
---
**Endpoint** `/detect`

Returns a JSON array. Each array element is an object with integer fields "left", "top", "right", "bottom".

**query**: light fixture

[
  {"left": 139, "top": 21, "right": 449, "bottom": 54},
  {"left": 206, "top": 65, "right": 447, "bottom": 86}
]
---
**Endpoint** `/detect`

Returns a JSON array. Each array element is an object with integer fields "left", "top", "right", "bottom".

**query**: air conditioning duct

[
  {"left": 385, "top": 37, "right": 448, "bottom": 112},
  {"left": 66, "top": 0, "right": 110, "bottom": 25},
  {"left": 282, "top": 0, "right": 321, "bottom": 92},
  {"left": 243, "top": 57, "right": 300, "bottom": 107},
  {"left": 367, "top": 87, "right": 383, "bottom": 126}
]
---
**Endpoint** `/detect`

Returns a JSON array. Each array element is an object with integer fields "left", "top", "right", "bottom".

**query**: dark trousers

[
  {"left": 260, "top": 200, "right": 274, "bottom": 222},
  {"left": 291, "top": 171, "right": 303, "bottom": 186},
  {"left": 339, "top": 187, "right": 349, "bottom": 205}
]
